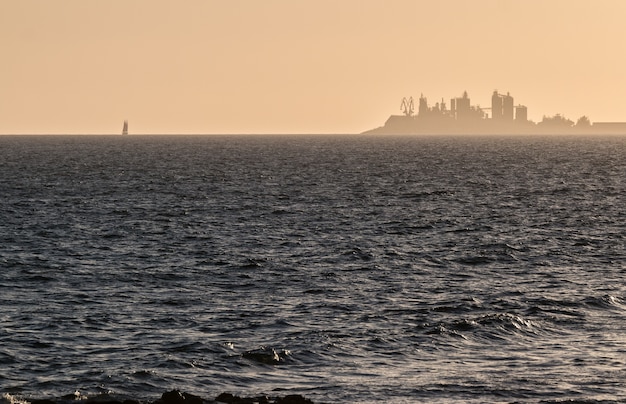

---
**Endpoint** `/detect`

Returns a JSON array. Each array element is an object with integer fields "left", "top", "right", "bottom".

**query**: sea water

[{"left": 0, "top": 134, "right": 625, "bottom": 403}]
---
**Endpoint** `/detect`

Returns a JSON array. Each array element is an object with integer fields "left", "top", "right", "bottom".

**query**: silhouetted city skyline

[{"left": 364, "top": 90, "right": 626, "bottom": 135}]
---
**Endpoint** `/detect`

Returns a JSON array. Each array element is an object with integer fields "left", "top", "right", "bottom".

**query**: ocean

[{"left": 0, "top": 134, "right": 625, "bottom": 403}]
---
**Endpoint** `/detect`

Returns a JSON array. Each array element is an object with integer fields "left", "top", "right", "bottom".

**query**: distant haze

[{"left": 2, "top": 0, "right": 626, "bottom": 134}]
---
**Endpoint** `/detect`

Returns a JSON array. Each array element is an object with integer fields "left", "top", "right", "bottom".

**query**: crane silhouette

[{"left": 400, "top": 97, "right": 414, "bottom": 116}]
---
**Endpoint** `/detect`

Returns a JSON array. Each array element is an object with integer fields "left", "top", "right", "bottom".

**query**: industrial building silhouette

[{"left": 364, "top": 90, "right": 626, "bottom": 135}]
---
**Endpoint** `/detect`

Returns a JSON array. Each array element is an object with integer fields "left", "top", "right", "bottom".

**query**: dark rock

[
  {"left": 159, "top": 390, "right": 202, "bottom": 404},
  {"left": 275, "top": 395, "right": 313, "bottom": 404},
  {"left": 213, "top": 393, "right": 269, "bottom": 404},
  {"left": 214, "top": 393, "right": 237, "bottom": 404},
  {"left": 84, "top": 401, "right": 125, "bottom": 404},
  {"left": 160, "top": 391, "right": 185, "bottom": 404},
  {"left": 26, "top": 390, "right": 314, "bottom": 404},
  {"left": 181, "top": 393, "right": 203, "bottom": 404}
]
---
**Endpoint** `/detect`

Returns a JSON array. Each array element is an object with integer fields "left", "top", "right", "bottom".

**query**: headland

[{"left": 362, "top": 90, "right": 626, "bottom": 135}]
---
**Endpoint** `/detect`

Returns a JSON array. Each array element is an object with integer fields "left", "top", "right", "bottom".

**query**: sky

[{"left": 2, "top": 0, "right": 626, "bottom": 134}]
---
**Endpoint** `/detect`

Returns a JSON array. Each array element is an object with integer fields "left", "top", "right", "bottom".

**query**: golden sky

[{"left": 1, "top": 0, "right": 625, "bottom": 134}]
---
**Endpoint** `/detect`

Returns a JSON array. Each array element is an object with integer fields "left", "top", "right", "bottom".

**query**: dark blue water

[{"left": 1, "top": 134, "right": 625, "bottom": 403}]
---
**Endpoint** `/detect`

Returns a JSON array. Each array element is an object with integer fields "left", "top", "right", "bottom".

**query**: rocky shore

[{"left": 9, "top": 391, "right": 315, "bottom": 404}]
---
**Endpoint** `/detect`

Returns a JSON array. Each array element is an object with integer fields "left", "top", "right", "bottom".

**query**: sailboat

[{"left": 122, "top": 120, "right": 128, "bottom": 135}]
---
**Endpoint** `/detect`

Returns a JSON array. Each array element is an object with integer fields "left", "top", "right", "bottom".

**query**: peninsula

[{"left": 363, "top": 90, "right": 626, "bottom": 135}]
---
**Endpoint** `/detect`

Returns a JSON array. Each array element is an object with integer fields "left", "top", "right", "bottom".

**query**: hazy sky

[{"left": 2, "top": 0, "right": 626, "bottom": 134}]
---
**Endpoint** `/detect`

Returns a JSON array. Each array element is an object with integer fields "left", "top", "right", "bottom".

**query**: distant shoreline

[
  {"left": 361, "top": 91, "right": 626, "bottom": 135},
  {"left": 361, "top": 123, "right": 626, "bottom": 136},
  {"left": 1, "top": 132, "right": 626, "bottom": 137}
]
